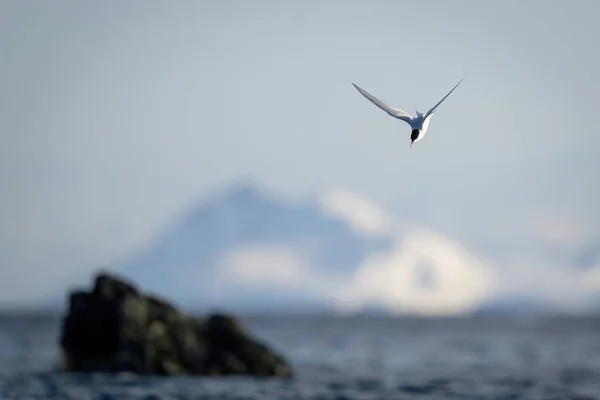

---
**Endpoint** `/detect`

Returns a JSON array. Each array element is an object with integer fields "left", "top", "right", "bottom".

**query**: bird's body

[{"left": 352, "top": 77, "right": 464, "bottom": 147}]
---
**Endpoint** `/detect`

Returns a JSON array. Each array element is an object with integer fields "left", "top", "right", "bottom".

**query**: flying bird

[{"left": 352, "top": 77, "right": 465, "bottom": 147}]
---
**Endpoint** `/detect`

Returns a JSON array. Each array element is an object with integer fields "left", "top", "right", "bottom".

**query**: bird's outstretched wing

[
  {"left": 352, "top": 83, "right": 413, "bottom": 124},
  {"left": 424, "top": 77, "right": 465, "bottom": 119}
]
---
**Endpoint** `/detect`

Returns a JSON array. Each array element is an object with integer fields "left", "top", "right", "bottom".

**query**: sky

[{"left": 1, "top": 0, "right": 599, "bottom": 309}]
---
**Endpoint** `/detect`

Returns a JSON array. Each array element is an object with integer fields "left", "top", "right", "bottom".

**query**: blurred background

[
  {"left": 1, "top": 0, "right": 599, "bottom": 316},
  {"left": 1, "top": 0, "right": 600, "bottom": 398}
]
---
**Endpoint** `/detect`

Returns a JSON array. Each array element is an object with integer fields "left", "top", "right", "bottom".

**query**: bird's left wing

[
  {"left": 352, "top": 83, "right": 413, "bottom": 124},
  {"left": 424, "top": 77, "right": 465, "bottom": 119}
]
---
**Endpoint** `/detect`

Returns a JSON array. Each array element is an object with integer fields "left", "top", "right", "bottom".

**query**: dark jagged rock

[{"left": 59, "top": 272, "right": 293, "bottom": 377}]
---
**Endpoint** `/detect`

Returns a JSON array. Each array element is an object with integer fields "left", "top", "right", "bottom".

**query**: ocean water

[{"left": 1, "top": 314, "right": 599, "bottom": 399}]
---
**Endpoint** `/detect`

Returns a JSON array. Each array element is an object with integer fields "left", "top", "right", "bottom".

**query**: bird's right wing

[
  {"left": 424, "top": 77, "right": 465, "bottom": 119},
  {"left": 352, "top": 83, "right": 413, "bottom": 124}
]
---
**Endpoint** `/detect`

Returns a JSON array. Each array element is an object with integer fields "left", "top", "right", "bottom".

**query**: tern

[{"left": 352, "top": 77, "right": 465, "bottom": 147}]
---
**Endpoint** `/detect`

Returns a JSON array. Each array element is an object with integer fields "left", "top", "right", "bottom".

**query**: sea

[{"left": 0, "top": 313, "right": 599, "bottom": 399}]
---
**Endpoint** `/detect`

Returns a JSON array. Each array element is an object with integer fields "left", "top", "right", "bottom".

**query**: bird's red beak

[{"left": 410, "top": 140, "right": 414, "bottom": 148}]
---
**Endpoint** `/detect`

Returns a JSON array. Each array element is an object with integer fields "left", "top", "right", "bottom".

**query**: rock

[
  {"left": 198, "top": 314, "right": 292, "bottom": 376},
  {"left": 60, "top": 271, "right": 293, "bottom": 377}
]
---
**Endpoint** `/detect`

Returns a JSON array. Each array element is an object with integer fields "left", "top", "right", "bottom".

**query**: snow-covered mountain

[{"left": 113, "top": 183, "right": 498, "bottom": 315}]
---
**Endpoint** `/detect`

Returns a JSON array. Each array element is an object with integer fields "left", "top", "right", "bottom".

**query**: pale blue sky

[{"left": 1, "top": 0, "right": 599, "bottom": 306}]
